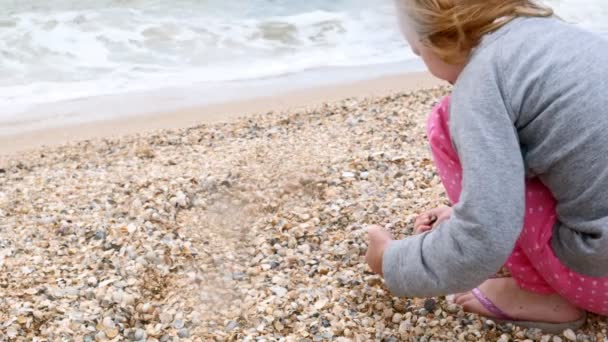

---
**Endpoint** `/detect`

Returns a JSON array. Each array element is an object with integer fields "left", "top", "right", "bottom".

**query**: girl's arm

[{"left": 382, "top": 52, "right": 526, "bottom": 297}]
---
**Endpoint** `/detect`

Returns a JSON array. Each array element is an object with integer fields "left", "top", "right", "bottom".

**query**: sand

[
  {"left": 0, "top": 75, "right": 605, "bottom": 341},
  {"left": 0, "top": 72, "right": 440, "bottom": 157}
]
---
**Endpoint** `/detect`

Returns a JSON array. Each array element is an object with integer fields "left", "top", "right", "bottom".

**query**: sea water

[{"left": 1, "top": 0, "right": 607, "bottom": 129}]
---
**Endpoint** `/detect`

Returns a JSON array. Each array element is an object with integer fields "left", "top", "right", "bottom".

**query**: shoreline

[
  {"left": 0, "top": 71, "right": 442, "bottom": 156},
  {"left": 0, "top": 62, "right": 426, "bottom": 136}
]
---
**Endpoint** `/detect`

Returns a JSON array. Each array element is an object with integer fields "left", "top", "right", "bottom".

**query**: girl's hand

[
  {"left": 365, "top": 225, "right": 393, "bottom": 276},
  {"left": 413, "top": 206, "right": 453, "bottom": 234}
]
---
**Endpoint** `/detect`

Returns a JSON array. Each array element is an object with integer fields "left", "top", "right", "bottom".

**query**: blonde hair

[{"left": 399, "top": 0, "right": 553, "bottom": 63}]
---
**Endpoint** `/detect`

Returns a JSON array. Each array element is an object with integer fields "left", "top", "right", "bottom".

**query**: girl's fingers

[
  {"left": 415, "top": 214, "right": 435, "bottom": 227},
  {"left": 414, "top": 225, "right": 432, "bottom": 234},
  {"left": 415, "top": 214, "right": 430, "bottom": 223},
  {"left": 414, "top": 209, "right": 450, "bottom": 232},
  {"left": 415, "top": 220, "right": 431, "bottom": 228}
]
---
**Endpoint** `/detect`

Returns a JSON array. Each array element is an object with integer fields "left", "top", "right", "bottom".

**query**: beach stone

[
  {"left": 392, "top": 313, "right": 403, "bottom": 324},
  {"left": 226, "top": 321, "right": 239, "bottom": 332},
  {"left": 94, "top": 230, "right": 107, "bottom": 240},
  {"left": 102, "top": 317, "right": 115, "bottom": 329},
  {"left": 140, "top": 303, "right": 153, "bottom": 313},
  {"left": 132, "top": 329, "right": 146, "bottom": 340},
  {"left": 424, "top": 298, "right": 437, "bottom": 312},
  {"left": 172, "top": 319, "right": 184, "bottom": 329},
  {"left": 398, "top": 321, "right": 410, "bottom": 335},
  {"left": 526, "top": 328, "right": 543, "bottom": 340},
  {"left": 87, "top": 276, "right": 98, "bottom": 286},
  {"left": 6, "top": 326, "right": 18, "bottom": 338},
  {"left": 105, "top": 328, "right": 119, "bottom": 339},
  {"left": 160, "top": 334, "right": 173, "bottom": 342},
  {"left": 232, "top": 272, "right": 246, "bottom": 281},
  {"left": 445, "top": 303, "right": 459, "bottom": 313},
  {"left": 498, "top": 334, "right": 510, "bottom": 342},
  {"left": 177, "top": 328, "right": 190, "bottom": 338},
  {"left": 127, "top": 223, "right": 137, "bottom": 234},
  {"left": 270, "top": 286, "right": 288, "bottom": 297},
  {"left": 564, "top": 329, "right": 577, "bottom": 341},
  {"left": 341, "top": 172, "right": 355, "bottom": 179},
  {"left": 95, "top": 331, "right": 106, "bottom": 341},
  {"left": 159, "top": 312, "right": 173, "bottom": 324}
]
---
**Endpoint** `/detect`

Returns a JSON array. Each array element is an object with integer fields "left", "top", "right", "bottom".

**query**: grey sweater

[{"left": 383, "top": 17, "right": 608, "bottom": 297}]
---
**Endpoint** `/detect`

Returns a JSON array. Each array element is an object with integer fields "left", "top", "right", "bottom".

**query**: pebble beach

[{"left": 1, "top": 87, "right": 606, "bottom": 341}]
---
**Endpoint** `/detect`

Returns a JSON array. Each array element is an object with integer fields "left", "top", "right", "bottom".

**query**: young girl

[{"left": 365, "top": 0, "right": 608, "bottom": 332}]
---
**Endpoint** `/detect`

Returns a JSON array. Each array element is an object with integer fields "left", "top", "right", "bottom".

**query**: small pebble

[
  {"left": 392, "top": 313, "right": 403, "bottom": 324},
  {"left": 564, "top": 329, "right": 577, "bottom": 341},
  {"left": 423, "top": 298, "right": 436, "bottom": 312},
  {"left": 498, "top": 335, "right": 510, "bottom": 342},
  {"left": 177, "top": 328, "right": 190, "bottom": 338},
  {"left": 445, "top": 303, "right": 459, "bottom": 313},
  {"left": 159, "top": 312, "right": 173, "bottom": 324},
  {"left": 95, "top": 331, "right": 106, "bottom": 341},
  {"left": 133, "top": 329, "right": 146, "bottom": 341},
  {"left": 270, "top": 286, "right": 288, "bottom": 297},
  {"left": 105, "top": 328, "right": 119, "bottom": 339},
  {"left": 526, "top": 328, "right": 543, "bottom": 340},
  {"left": 398, "top": 320, "right": 410, "bottom": 335},
  {"left": 102, "top": 317, "right": 115, "bottom": 329},
  {"left": 6, "top": 327, "right": 18, "bottom": 338},
  {"left": 226, "top": 321, "right": 239, "bottom": 331},
  {"left": 172, "top": 319, "right": 184, "bottom": 329},
  {"left": 341, "top": 172, "right": 355, "bottom": 179},
  {"left": 86, "top": 276, "right": 98, "bottom": 286}
]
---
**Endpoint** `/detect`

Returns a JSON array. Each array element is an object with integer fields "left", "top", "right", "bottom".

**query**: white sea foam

[
  {"left": 0, "top": 0, "right": 410, "bottom": 112},
  {"left": 0, "top": 0, "right": 606, "bottom": 122}
]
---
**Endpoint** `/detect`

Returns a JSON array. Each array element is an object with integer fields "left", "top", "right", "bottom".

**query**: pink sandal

[{"left": 471, "top": 287, "right": 587, "bottom": 334}]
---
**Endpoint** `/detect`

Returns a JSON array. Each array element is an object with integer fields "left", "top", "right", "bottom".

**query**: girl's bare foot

[
  {"left": 454, "top": 277, "right": 584, "bottom": 324},
  {"left": 413, "top": 206, "right": 453, "bottom": 234}
]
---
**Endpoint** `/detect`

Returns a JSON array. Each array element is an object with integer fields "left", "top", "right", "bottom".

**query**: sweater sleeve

[{"left": 382, "top": 52, "right": 526, "bottom": 297}]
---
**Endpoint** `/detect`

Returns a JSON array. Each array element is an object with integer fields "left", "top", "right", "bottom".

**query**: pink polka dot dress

[{"left": 428, "top": 95, "right": 608, "bottom": 316}]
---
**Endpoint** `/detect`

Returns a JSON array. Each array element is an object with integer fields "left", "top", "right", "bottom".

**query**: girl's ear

[{"left": 411, "top": 45, "right": 421, "bottom": 57}]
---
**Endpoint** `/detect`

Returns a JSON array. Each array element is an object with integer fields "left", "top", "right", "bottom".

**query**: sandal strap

[{"left": 471, "top": 288, "right": 514, "bottom": 321}]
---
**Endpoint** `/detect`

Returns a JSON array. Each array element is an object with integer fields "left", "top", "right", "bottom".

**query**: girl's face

[{"left": 397, "top": 13, "right": 465, "bottom": 84}]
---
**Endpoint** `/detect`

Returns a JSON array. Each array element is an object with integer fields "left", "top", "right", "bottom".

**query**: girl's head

[{"left": 397, "top": 0, "right": 553, "bottom": 82}]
